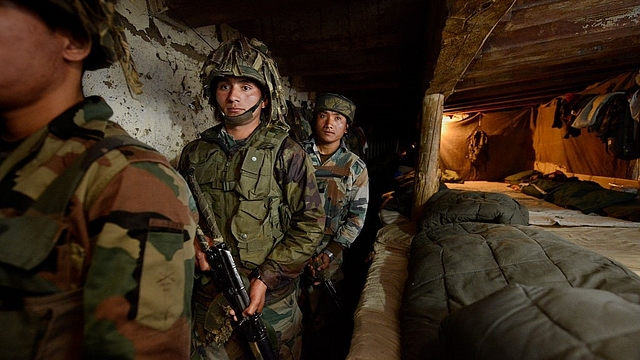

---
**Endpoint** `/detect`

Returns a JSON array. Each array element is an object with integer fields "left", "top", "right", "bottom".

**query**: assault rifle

[
  {"left": 195, "top": 229, "right": 277, "bottom": 360},
  {"left": 186, "top": 168, "right": 277, "bottom": 360}
]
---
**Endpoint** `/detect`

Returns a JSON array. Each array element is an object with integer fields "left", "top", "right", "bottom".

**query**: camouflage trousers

[{"left": 191, "top": 290, "right": 303, "bottom": 360}]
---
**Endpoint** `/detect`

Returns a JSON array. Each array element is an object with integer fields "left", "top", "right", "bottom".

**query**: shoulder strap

[
  {"left": 259, "top": 125, "right": 289, "bottom": 149},
  {"left": 34, "top": 135, "right": 155, "bottom": 215}
]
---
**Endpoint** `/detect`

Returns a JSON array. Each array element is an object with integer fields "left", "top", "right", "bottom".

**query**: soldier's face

[
  {"left": 315, "top": 110, "right": 348, "bottom": 146},
  {"left": 215, "top": 76, "right": 266, "bottom": 120},
  {"left": 0, "top": 2, "right": 66, "bottom": 111}
]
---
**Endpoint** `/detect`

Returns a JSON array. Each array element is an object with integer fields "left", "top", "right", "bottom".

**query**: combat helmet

[
  {"left": 18, "top": 0, "right": 142, "bottom": 94},
  {"left": 201, "top": 37, "right": 288, "bottom": 128},
  {"left": 314, "top": 93, "right": 356, "bottom": 124}
]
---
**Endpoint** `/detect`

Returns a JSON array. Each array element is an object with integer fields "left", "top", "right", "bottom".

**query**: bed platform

[
  {"left": 446, "top": 181, "right": 640, "bottom": 275},
  {"left": 347, "top": 180, "right": 640, "bottom": 360}
]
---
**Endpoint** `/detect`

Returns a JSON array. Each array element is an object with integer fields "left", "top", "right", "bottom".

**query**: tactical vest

[
  {"left": 0, "top": 135, "right": 153, "bottom": 360},
  {"left": 186, "top": 125, "right": 290, "bottom": 268}
]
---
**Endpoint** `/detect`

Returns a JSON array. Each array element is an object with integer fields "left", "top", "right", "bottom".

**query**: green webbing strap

[
  {"left": 0, "top": 127, "right": 49, "bottom": 182},
  {"left": 32, "top": 135, "right": 153, "bottom": 215}
]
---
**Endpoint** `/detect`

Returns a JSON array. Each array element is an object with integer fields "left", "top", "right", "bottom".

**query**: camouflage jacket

[
  {"left": 179, "top": 123, "right": 324, "bottom": 302},
  {"left": 303, "top": 138, "right": 369, "bottom": 256},
  {"left": 0, "top": 97, "right": 197, "bottom": 359}
]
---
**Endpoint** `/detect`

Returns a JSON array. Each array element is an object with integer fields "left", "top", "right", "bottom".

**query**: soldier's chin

[{"left": 222, "top": 111, "right": 254, "bottom": 125}]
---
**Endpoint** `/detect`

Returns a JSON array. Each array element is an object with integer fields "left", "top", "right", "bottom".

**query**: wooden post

[{"left": 412, "top": 92, "right": 444, "bottom": 221}]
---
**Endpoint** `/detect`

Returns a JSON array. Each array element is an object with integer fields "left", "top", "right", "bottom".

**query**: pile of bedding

[
  {"left": 401, "top": 188, "right": 640, "bottom": 360},
  {"left": 507, "top": 170, "right": 640, "bottom": 222}
]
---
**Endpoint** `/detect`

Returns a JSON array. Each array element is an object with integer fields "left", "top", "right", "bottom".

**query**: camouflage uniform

[
  {"left": 179, "top": 123, "right": 325, "bottom": 360},
  {"left": 302, "top": 138, "right": 369, "bottom": 281},
  {"left": 299, "top": 95, "right": 368, "bottom": 347},
  {"left": 0, "top": 97, "right": 197, "bottom": 359}
]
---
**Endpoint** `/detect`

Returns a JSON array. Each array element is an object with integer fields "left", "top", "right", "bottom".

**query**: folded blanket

[
  {"left": 420, "top": 189, "right": 529, "bottom": 230},
  {"left": 441, "top": 284, "right": 640, "bottom": 360}
]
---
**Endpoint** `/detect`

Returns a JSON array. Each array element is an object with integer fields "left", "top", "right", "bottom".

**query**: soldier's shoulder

[
  {"left": 180, "top": 136, "right": 215, "bottom": 157},
  {"left": 97, "top": 128, "right": 171, "bottom": 167},
  {"left": 353, "top": 155, "right": 367, "bottom": 169},
  {"left": 339, "top": 148, "right": 366, "bottom": 167},
  {"left": 279, "top": 135, "right": 307, "bottom": 155},
  {"left": 64, "top": 130, "right": 189, "bottom": 211}
]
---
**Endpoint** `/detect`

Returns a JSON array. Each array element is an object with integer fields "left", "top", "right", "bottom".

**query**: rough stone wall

[{"left": 82, "top": 1, "right": 309, "bottom": 166}]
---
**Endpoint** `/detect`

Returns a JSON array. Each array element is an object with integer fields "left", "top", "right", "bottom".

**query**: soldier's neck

[
  {"left": 316, "top": 140, "right": 340, "bottom": 157},
  {"left": 224, "top": 117, "right": 260, "bottom": 141},
  {"left": 1, "top": 91, "right": 84, "bottom": 142}
]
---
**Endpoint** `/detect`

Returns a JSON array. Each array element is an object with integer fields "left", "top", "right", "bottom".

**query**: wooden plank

[
  {"left": 502, "top": 0, "right": 638, "bottom": 31},
  {"left": 427, "top": 0, "right": 518, "bottom": 96},
  {"left": 472, "top": 38, "right": 640, "bottom": 75},
  {"left": 487, "top": 4, "right": 640, "bottom": 51},
  {"left": 457, "top": 35, "right": 640, "bottom": 88},
  {"left": 445, "top": 63, "right": 640, "bottom": 112},
  {"left": 224, "top": 0, "right": 417, "bottom": 41}
]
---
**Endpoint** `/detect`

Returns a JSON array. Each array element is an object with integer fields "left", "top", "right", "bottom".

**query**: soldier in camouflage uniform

[
  {"left": 301, "top": 93, "right": 369, "bottom": 355},
  {"left": 178, "top": 37, "right": 325, "bottom": 360},
  {"left": 0, "top": 1, "right": 197, "bottom": 359}
]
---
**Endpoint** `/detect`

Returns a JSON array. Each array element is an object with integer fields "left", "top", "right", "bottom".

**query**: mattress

[{"left": 349, "top": 181, "right": 640, "bottom": 360}]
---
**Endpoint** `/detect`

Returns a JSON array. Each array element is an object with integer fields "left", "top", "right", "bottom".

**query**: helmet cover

[
  {"left": 201, "top": 37, "right": 288, "bottom": 128},
  {"left": 314, "top": 93, "right": 356, "bottom": 124}
]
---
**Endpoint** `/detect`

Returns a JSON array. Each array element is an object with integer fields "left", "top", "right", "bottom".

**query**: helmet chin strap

[{"left": 220, "top": 97, "right": 265, "bottom": 125}]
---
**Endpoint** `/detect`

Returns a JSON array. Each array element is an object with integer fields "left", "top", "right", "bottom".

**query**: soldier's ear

[{"left": 60, "top": 30, "right": 91, "bottom": 63}]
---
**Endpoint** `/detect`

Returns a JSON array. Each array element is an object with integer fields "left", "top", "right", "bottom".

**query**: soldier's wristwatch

[{"left": 322, "top": 249, "right": 335, "bottom": 262}]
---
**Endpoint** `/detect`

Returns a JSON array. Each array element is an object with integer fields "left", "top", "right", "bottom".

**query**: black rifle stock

[
  {"left": 309, "top": 255, "right": 343, "bottom": 315},
  {"left": 186, "top": 168, "right": 278, "bottom": 360}
]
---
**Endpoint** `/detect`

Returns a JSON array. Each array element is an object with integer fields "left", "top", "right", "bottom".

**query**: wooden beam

[
  {"left": 412, "top": 0, "right": 517, "bottom": 224},
  {"left": 412, "top": 93, "right": 444, "bottom": 221}
]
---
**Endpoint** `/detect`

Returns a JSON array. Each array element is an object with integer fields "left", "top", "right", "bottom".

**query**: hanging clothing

[{"left": 467, "top": 124, "right": 489, "bottom": 166}]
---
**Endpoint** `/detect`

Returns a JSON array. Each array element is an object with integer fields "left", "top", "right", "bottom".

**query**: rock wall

[{"left": 83, "top": 1, "right": 309, "bottom": 166}]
